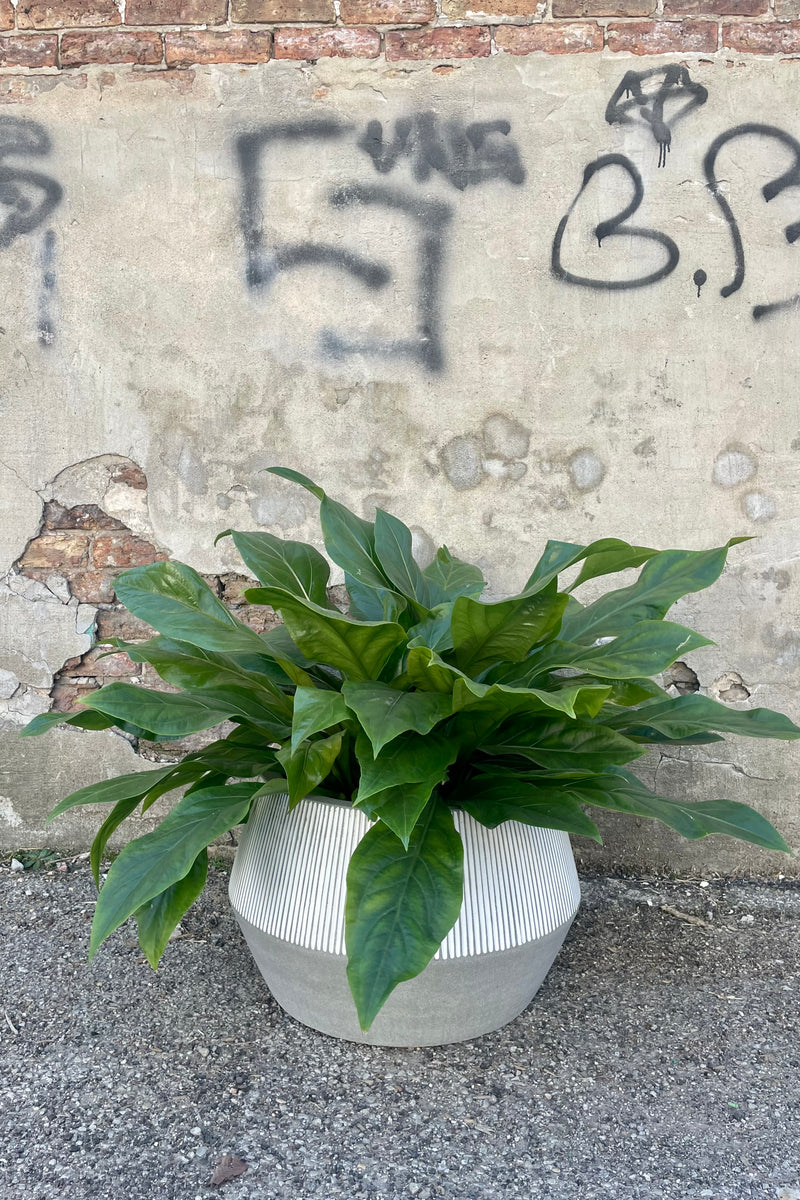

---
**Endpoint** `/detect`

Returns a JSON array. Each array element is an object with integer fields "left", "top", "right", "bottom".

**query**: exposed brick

[
  {"left": 664, "top": 0, "right": 764, "bottom": 13},
  {"left": 60, "top": 31, "right": 163, "bottom": 66},
  {"left": 0, "top": 2, "right": 12, "bottom": 32},
  {"left": 219, "top": 574, "right": 252, "bottom": 606},
  {"left": 166, "top": 29, "right": 272, "bottom": 65},
  {"left": 606, "top": 20, "right": 717, "bottom": 52},
  {"left": 234, "top": 603, "right": 282, "bottom": 634},
  {"left": 43, "top": 500, "right": 128, "bottom": 532},
  {"left": 17, "top": 0, "right": 120, "bottom": 29},
  {"left": 553, "top": 0, "right": 652, "bottom": 13},
  {"left": 110, "top": 462, "right": 148, "bottom": 489},
  {"left": 340, "top": 0, "right": 434, "bottom": 23},
  {"left": 96, "top": 608, "right": 155, "bottom": 642},
  {"left": 67, "top": 570, "right": 117, "bottom": 605},
  {"left": 125, "top": 0, "right": 227, "bottom": 25},
  {"left": 275, "top": 26, "right": 380, "bottom": 56},
  {"left": 231, "top": 0, "right": 334, "bottom": 22},
  {"left": 18, "top": 532, "right": 91, "bottom": 571},
  {"left": 0, "top": 36, "right": 58, "bottom": 68},
  {"left": 385, "top": 26, "right": 490, "bottom": 58},
  {"left": 723, "top": 19, "right": 800, "bottom": 49},
  {"left": 50, "top": 679, "right": 98, "bottom": 713},
  {"left": 60, "top": 647, "right": 141, "bottom": 677},
  {"left": 774, "top": 0, "right": 799, "bottom": 18},
  {"left": 93, "top": 534, "right": 167, "bottom": 568},
  {"left": 496, "top": 21, "right": 602, "bottom": 50},
  {"left": 443, "top": 0, "right": 544, "bottom": 16}
]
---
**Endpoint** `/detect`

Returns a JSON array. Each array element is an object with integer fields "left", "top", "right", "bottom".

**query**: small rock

[
  {"left": 10, "top": 859, "right": 24, "bottom": 872},
  {"left": 740, "top": 914, "right": 755, "bottom": 925}
]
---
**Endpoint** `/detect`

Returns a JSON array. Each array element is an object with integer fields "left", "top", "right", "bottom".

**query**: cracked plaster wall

[{"left": 0, "top": 57, "right": 798, "bottom": 873}]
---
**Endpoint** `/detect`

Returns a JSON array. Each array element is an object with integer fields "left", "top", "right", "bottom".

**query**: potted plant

[{"left": 23, "top": 467, "right": 799, "bottom": 1045}]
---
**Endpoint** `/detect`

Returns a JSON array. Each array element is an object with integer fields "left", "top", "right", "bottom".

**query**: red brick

[
  {"left": 231, "top": 0, "right": 334, "bottom": 22},
  {"left": 606, "top": 19, "right": 718, "bottom": 52},
  {"left": 340, "top": 0, "right": 434, "bottom": 22},
  {"left": 93, "top": 534, "right": 167, "bottom": 568},
  {"left": 60, "top": 647, "right": 141, "bottom": 677},
  {"left": 110, "top": 462, "right": 147, "bottom": 489},
  {"left": 385, "top": 26, "right": 490, "bottom": 59},
  {"left": 723, "top": 20, "right": 800, "bottom": 49},
  {"left": 443, "top": 0, "right": 543, "bottom": 15},
  {"left": 61, "top": 31, "right": 163, "bottom": 64},
  {"left": 0, "top": 36, "right": 58, "bottom": 67},
  {"left": 96, "top": 608, "right": 155, "bottom": 642},
  {"left": 774, "top": 0, "right": 799, "bottom": 17},
  {"left": 43, "top": 501, "right": 128, "bottom": 532},
  {"left": 234, "top": 603, "right": 282, "bottom": 634},
  {"left": 166, "top": 29, "right": 272, "bottom": 64},
  {"left": 496, "top": 21, "right": 602, "bottom": 50},
  {"left": 50, "top": 680, "right": 98, "bottom": 713},
  {"left": 0, "top": 1, "right": 14, "bottom": 30},
  {"left": 554, "top": 0, "right": 652, "bottom": 13},
  {"left": 126, "top": 0, "right": 227, "bottom": 24},
  {"left": 67, "top": 570, "right": 117, "bottom": 605},
  {"left": 275, "top": 26, "right": 380, "bottom": 56},
  {"left": 17, "top": 0, "right": 119, "bottom": 29},
  {"left": 18, "top": 532, "right": 91, "bottom": 570},
  {"left": 664, "top": 0, "right": 764, "bottom": 13}
]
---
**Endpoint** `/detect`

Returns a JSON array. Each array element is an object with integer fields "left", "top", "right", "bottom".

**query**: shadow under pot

[{"left": 229, "top": 792, "right": 580, "bottom": 1047}]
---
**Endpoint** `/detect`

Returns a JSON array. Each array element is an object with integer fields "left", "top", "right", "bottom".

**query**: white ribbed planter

[{"left": 229, "top": 793, "right": 580, "bottom": 1046}]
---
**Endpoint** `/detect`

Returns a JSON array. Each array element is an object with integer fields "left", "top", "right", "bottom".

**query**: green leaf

[
  {"left": 450, "top": 676, "right": 612, "bottom": 723},
  {"left": 524, "top": 538, "right": 659, "bottom": 595},
  {"left": 422, "top": 547, "right": 486, "bottom": 601},
  {"left": 291, "top": 688, "right": 351, "bottom": 754},
  {"left": 559, "top": 540, "right": 749, "bottom": 644},
  {"left": 245, "top": 589, "right": 406, "bottom": 682},
  {"left": 451, "top": 583, "right": 568, "bottom": 676},
  {"left": 112, "top": 636, "right": 290, "bottom": 710},
  {"left": 265, "top": 466, "right": 325, "bottom": 501},
  {"left": 81, "top": 683, "right": 236, "bottom": 739},
  {"left": 482, "top": 718, "right": 644, "bottom": 773},
  {"left": 184, "top": 727, "right": 280, "bottom": 777},
  {"left": 90, "top": 782, "right": 258, "bottom": 957},
  {"left": 524, "top": 621, "right": 714, "bottom": 681},
  {"left": 406, "top": 605, "right": 454, "bottom": 653},
  {"left": 603, "top": 693, "right": 800, "bottom": 741},
  {"left": 113, "top": 561, "right": 269, "bottom": 656},
  {"left": 346, "top": 575, "right": 408, "bottom": 625},
  {"left": 89, "top": 796, "right": 143, "bottom": 886},
  {"left": 355, "top": 730, "right": 459, "bottom": 804},
  {"left": 454, "top": 776, "right": 602, "bottom": 841},
  {"left": 374, "top": 508, "right": 438, "bottom": 611},
  {"left": 569, "top": 543, "right": 659, "bottom": 590},
  {"left": 47, "top": 763, "right": 197, "bottom": 820},
  {"left": 402, "top": 646, "right": 461, "bottom": 694},
  {"left": 21, "top": 709, "right": 118, "bottom": 738},
  {"left": 345, "top": 801, "right": 464, "bottom": 1031},
  {"left": 356, "top": 781, "right": 439, "bottom": 849},
  {"left": 217, "top": 528, "right": 332, "bottom": 606},
  {"left": 343, "top": 682, "right": 452, "bottom": 756},
  {"left": 135, "top": 851, "right": 208, "bottom": 969},
  {"left": 276, "top": 732, "right": 344, "bottom": 809},
  {"left": 580, "top": 769, "right": 791, "bottom": 852},
  {"left": 179, "top": 684, "right": 290, "bottom": 738}
]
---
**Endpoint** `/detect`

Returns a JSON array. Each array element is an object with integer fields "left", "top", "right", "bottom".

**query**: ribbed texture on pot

[{"left": 229, "top": 793, "right": 580, "bottom": 959}]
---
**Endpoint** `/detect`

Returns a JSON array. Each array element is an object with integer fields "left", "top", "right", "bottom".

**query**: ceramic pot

[{"left": 229, "top": 793, "right": 580, "bottom": 1046}]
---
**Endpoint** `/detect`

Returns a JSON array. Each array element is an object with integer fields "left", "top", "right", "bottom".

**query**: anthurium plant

[{"left": 24, "top": 467, "right": 799, "bottom": 1031}]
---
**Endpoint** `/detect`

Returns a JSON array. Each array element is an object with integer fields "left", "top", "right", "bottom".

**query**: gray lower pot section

[
  {"left": 229, "top": 793, "right": 581, "bottom": 1046},
  {"left": 236, "top": 911, "right": 576, "bottom": 1047}
]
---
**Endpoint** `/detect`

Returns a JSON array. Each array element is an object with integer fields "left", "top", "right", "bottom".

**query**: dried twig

[{"left": 660, "top": 904, "right": 712, "bottom": 929}]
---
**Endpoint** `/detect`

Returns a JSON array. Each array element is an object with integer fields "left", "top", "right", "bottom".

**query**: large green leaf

[
  {"left": 524, "top": 621, "right": 714, "bottom": 682},
  {"left": 373, "top": 508, "right": 439, "bottom": 611},
  {"left": 451, "top": 676, "right": 612, "bottom": 723},
  {"left": 276, "top": 732, "right": 344, "bottom": 809},
  {"left": 89, "top": 796, "right": 144, "bottom": 886},
  {"left": 81, "top": 683, "right": 237, "bottom": 739},
  {"left": 422, "top": 547, "right": 486, "bottom": 601},
  {"left": 179, "top": 684, "right": 290, "bottom": 738},
  {"left": 356, "top": 781, "right": 440, "bottom": 849},
  {"left": 345, "top": 801, "right": 464, "bottom": 1031},
  {"left": 454, "top": 776, "right": 602, "bottom": 841},
  {"left": 342, "top": 682, "right": 452, "bottom": 756},
  {"left": 245, "top": 588, "right": 406, "bottom": 682},
  {"left": 135, "top": 851, "right": 208, "bottom": 969},
  {"left": 345, "top": 575, "right": 409, "bottom": 625},
  {"left": 580, "top": 769, "right": 790, "bottom": 852},
  {"left": 406, "top": 605, "right": 454, "bottom": 653},
  {"left": 291, "top": 687, "right": 351, "bottom": 753},
  {"left": 524, "top": 538, "right": 656, "bottom": 594},
  {"left": 355, "top": 730, "right": 459, "bottom": 804},
  {"left": 451, "top": 583, "right": 567, "bottom": 676},
  {"left": 47, "top": 764, "right": 193, "bottom": 820},
  {"left": 482, "top": 718, "right": 644, "bottom": 772},
  {"left": 185, "top": 728, "right": 280, "bottom": 777},
  {"left": 22, "top": 709, "right": 118, "bottom": 739},
  {"left": 603, "top": 693, "right": 800, "bottom": 741},
  {"left": 113, "top": 561, "right": 269, "bottom": 656},
  {"left": 402, "top": 646, "right": 461, "bottom": 694},
  {"left": 569, "top": 543, "right": 659, "bottom": 591},
  {"left": 90, "top": 782, "right": 258, "bottom": 957},
  {"left": 216, "top": 528, "right": 331, "bottom": 606},
  {"left": 559, "top": 540, "right": 748, "bottom": 644}
]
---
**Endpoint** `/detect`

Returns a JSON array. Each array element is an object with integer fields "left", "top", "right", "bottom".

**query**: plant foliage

[{"left": 26, "top": 469, "right": 799, "bottom": 1031}]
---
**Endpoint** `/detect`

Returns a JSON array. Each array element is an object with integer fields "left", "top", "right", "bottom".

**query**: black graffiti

[
  {"left": 551, "top": 154, "right": 680, "bottom": 291},
  {"left": 605, "top": 66, "right": 708, "bottom": 169},
  {"left": 703, "top": 123, "right": 800, "bottom": 321},
  {"left": 693, "top": 268, "right": 707, "bottom": 298},
  {"left": 357, "top": 113, "right": 526, "bottom": 191},
  {"left": 37, "top": 228, "right": 56, "bottom": 347}
]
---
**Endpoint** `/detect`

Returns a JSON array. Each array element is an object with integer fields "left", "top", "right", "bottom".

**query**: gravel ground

[{"left": 1, "top": 862, "right": 798, "bottom": 1200}]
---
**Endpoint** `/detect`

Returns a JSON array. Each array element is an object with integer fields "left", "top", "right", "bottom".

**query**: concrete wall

[{"left": 0, "top": 52, "right": 797, "bottom": 874}]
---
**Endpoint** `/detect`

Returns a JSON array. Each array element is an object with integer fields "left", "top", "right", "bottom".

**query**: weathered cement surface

[{"left": 0, "top": 57, "right": 797, "bottom": 869}]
